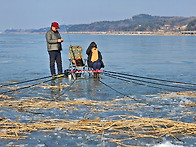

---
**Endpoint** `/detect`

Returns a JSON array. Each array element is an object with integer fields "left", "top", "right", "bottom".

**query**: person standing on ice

[
  {"left": 86, "top": 42, "right": 104, "bottom": 78},
  {"left": 46, "top": 22, "right": 64, "bottom": 79}
]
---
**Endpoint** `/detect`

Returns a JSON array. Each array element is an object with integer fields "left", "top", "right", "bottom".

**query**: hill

[{"left": 4, "top": 14, "right": 196, "bottom": 33}]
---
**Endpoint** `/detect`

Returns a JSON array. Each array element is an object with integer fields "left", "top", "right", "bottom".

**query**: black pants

[{"left": 48, "top": 50, "right": 62, "bottom": 75}]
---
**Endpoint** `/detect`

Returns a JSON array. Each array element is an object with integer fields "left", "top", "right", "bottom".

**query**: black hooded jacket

[{"left": 86, "top": 42, "right": 104, "bottom": 68}]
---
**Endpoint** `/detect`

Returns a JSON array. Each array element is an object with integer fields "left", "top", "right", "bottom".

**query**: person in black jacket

[{"left": 86, "top": 42, "right": 104, "bottom": 78}]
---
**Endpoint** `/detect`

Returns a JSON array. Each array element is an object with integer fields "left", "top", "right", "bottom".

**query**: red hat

[{"left": 52, "top": 22, "right": 60, "bottom": 29}]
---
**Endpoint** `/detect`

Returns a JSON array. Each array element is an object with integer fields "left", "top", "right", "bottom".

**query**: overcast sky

[{"left": 0, "top": 0, "right": 196, "bottom": 31}]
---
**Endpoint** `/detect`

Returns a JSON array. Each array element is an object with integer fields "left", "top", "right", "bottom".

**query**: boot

[
  {"left": 97, "top": 73, "right": 100, "bottom": 78},
  {"left": 93, "top": 72, "right": 97, "bottom": 78},
  {"left": 58, "top": 74, "right": 64, "bottom": 78},
  {"left": 52, "top": 74, "right": 56, "bottom": 80}
]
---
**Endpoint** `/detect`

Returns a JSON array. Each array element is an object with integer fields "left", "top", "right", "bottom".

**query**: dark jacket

[
  {"left": 86, "top": 42, "right": 104, "bottom": 68},
  {"left": 46, "top": 29, "right": 62, "bottom": 51}
]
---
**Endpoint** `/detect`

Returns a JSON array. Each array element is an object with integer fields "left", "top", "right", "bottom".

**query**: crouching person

[{"left": 86, "top": 42, "right": 104, "bottom": 78}]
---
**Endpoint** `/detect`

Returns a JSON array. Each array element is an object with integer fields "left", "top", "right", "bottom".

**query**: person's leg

[
  {"left": 92, "top": 62, "right": 97, "bottom": 70},
  {"left": 93, "top": 62, "right": 101, "bottom": 78},
  {"left": 92, "top": 62, "right": 96, "bottom": 78},
  {"left": 48, "top": 51, "right": 56, "bottom": 76},
  {"left": 93, "top": 61, "right": 101, "bottom": 70},
  {"left": 96, "top": 61, "right": 101, "bottom": 70},
  {"left": 96, "top": 62, "right": 101, "bottom": 78},
  {"left": 56, "top": 51, "right": 63, "bottom": 75}
]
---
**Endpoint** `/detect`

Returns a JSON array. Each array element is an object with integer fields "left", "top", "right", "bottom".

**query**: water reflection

[{"left": 49, "top": 78, "right": 65, "bottom": 100}]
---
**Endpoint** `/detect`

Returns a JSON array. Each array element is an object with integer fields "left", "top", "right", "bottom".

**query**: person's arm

[
  {"left": 57, "top": 33, "right": 63, "bottom": 43},
  {"left": 98, "top": 51, "right": 102, "bottom": 61},
  {"left": 86, "top": 46, "right": 91, "bottom": 55}
]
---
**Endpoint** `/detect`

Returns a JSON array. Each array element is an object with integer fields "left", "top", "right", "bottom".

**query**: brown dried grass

[
  {"left": 0, "top": 94, "right": 15, "bottom": 100},
  {"left": 0, "top": 90, "right": 196, "bottom": 146},
  {"left": 158, "top": 91, "right": 196, "bottom": 108},
  {"left": 185, "top": 102, "right": 196, "bottom": 107},
  {"left": 160, "top": 91, "right": 196, "bottom": 98},
  {"left": 0, "top": 115, "right": 196, "bottom": 144},
  {"left": 0, "top": 97, "right": 143, "bottom": 113}
]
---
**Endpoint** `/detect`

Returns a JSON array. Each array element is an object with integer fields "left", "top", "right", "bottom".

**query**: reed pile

[
  {"left": 0, "top": 115, "right": 196, "bottom": 145},
  {"left": 160, "top": 91, "right": 196, "bottom": 98},
  {"left": 0, "top": 90, "right": 196, "bottom": 146}
]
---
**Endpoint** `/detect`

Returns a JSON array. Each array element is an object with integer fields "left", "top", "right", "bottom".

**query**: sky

[{"left": 0, "top": 0, "right": 196, "bottom": 32}]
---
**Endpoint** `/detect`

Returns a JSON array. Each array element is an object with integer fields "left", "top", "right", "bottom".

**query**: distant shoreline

[
  {"left": 63, "top": 31, "right": 196, "bottom": 36},
  {"left": 61, "top": 31, "right": 191, "bottom": 36},
  {"left": 1, "top": 31, "right": 196, "bottom": 36}
]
